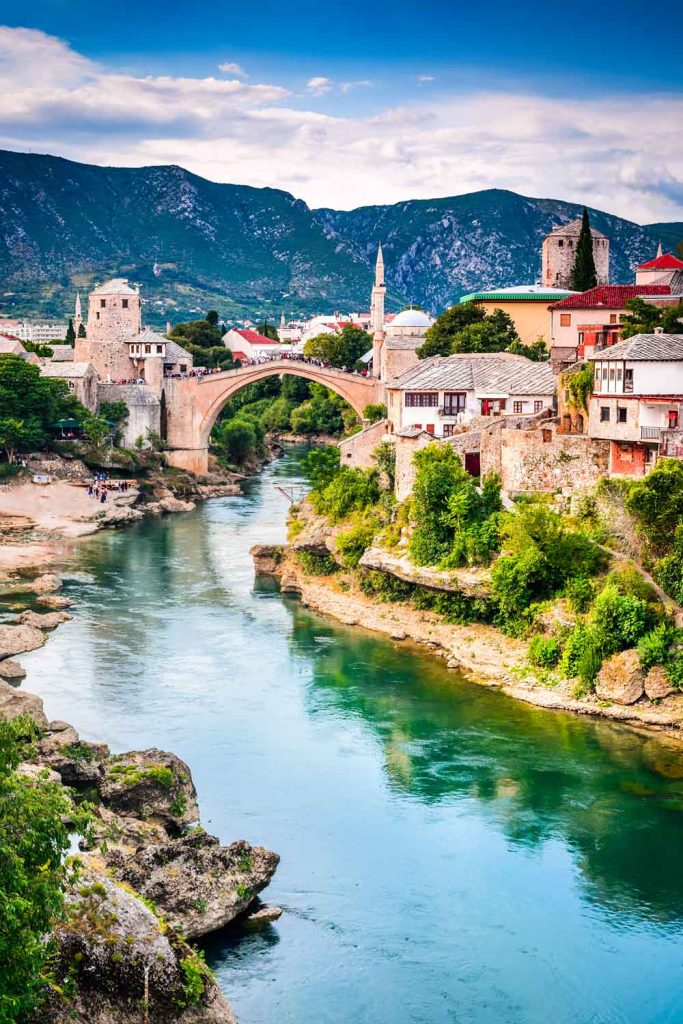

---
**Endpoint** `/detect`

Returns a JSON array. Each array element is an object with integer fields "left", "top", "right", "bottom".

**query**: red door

[{"left": 465, "top": 452, "right": 481, "bottom": 476}]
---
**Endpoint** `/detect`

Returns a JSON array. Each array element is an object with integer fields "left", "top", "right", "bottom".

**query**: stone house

[
  {"left": 541, "top": 219, "right": 610, "bottom": 289},
  {"left": 385, "top": 353, "right": 555, "bottom": 439},
  {"left": 587, "top": 330, "right": 683, "bottom": 476},
  {"left": 39, "top": 361, "right": 99, "bottom": 411}
]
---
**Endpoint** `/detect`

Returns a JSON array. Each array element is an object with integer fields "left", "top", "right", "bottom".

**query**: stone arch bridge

[{"left": 163, "top": 359, "right": 384, "bottom": 474}]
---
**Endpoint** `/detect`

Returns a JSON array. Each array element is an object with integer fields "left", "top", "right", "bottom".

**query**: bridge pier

[{"left": 165, "top": 447, "right": 209, "bottom": 476}]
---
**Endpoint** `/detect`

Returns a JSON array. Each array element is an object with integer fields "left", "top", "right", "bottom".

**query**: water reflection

[{"left": 285, "top": 600, "right": 683, "bottom": 925}]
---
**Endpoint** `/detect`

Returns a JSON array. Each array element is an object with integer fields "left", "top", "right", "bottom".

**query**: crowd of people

[
  {"left": 86, "top": 472, "right": 132, "bottom": 504},
  {"left": 163, "top": 352, "right": 370, "bottom": 379}
]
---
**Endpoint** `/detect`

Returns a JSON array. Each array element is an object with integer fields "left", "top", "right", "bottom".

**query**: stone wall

[
  {"left": 496, "top": 425, "right": 609, "bottom": 494},
  {"left": 97, "top": 383, "right": 160, "bottom": 448},
  {"left": 339, "top": 419, "right": 389, "bottom": 469},
  {"left": 395, "top": 431, "right": 434, "bottom": 501}
]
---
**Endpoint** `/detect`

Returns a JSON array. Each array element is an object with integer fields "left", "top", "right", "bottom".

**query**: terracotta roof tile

[{"left": 550, "top": 285, "right": 671, "bottom": 310}]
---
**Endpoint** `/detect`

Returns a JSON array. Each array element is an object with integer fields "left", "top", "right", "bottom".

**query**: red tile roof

[
  {"left": 233, "top": 328, "right": 280, "bottom": 346},
  {"left": 549, "top": 285, "right": 671, "bottom": 310},
  {"left": 637, "top": 253, "right": 683, "bottom": 270},
  {"left": 230, "top": 351, "right": 247, "bottom": 361}
]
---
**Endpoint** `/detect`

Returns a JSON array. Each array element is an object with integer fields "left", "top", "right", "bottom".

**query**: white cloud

[
  {"left": 218, "top": 61, "right": 248, "bottom": 77},
  {"left": 0, "top": 27, "right": 681, "bottom": 222},
  {"left": 306, "top": 76, "right": 333, "bottom": 96},
  {"left": 417, "top": 74, "right": 435, "bottom": 83},
  {"left": 340, "top": 80, "right": 373, "bottom": 93}
]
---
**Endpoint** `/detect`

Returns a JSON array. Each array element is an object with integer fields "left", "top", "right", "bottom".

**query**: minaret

[
  {"left": 370, "top": 243, "right": 385, "bottom": 335},
  {"left": 657, "top": 241, "right": 663, "bottom": 258},
  {"left": 74, "top": 292, "right": 83, "bottom": 336}
]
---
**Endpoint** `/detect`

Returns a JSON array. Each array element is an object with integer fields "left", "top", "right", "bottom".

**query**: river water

[{"left": 20, "top": 446, "right": 683, "bottom": 1024}]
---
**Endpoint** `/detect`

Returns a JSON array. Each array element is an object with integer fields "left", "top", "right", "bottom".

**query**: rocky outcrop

[
  {"left": 0, "top": 678, "right": 48, "bottom": 727},
  {"left": 644, "top": 666, "right": 677, "bottom": 701},
  {"left": 250, "top": 543, "right": 285, "bottom": 576},
  {"left": 18, "top": 609, "right": 72, "bottom": 630},
  {"left": 36, "top": 593, "right": 74, "bottom": 609},
  {"left": 37, "top": 720, "right": 109, "bottom": 786},
  {"left": 0, "top": 623, "right": 45, "bottom": 658},
  {"left": 109, "top": 831, "right": 280, "bottom": 939},
  {"left": 101, "top": 748, "right": 199, "bottom": 833},
  {"left": 359, "top": 546, "right": 492, "bottom": 598},
  {"left": 0, "top": 657, "right": 26, "bottom": 682},
  {"left": 27, "top": 573, "right": 62, "bottom": 594},
  {"left": 595, "top": 650, "right": 646, "bottom": 705},
  {"left": 33, "top": 866, "right": 237, "bottom": 1024}
]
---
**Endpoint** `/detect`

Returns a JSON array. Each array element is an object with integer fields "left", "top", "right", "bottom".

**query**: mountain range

[{"left": 0, "top": 150, "right": 679, "bottom": 326}]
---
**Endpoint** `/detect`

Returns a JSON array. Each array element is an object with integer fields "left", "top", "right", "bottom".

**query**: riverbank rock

[
  {"left": 33, "top": 866, "right": 237, "bottom": 1024},
  {"left": 245, "top": 903, "right": 284, "bottom": 924},
  {"left": 158, "top": 495, "right": 196, "bottom": 514},
  {"left": 359, "top": 546, "right": 492, "bottom": 598},
  {"left": 0, "top": 658, "right": 26, "bottom": 682},
  {"left": 595, "top": 650, "right": 646, "bottom": 705},
  {"left": 0, "top": 623, "right": 45, "bottom": 658},
  {"left": 0, "top": 678, "right": 48, "bottom": 727},
  {"left": 36, "top": 593, "right": 74, "bottom": 609},
  {"left": 644, "top": 666, "right": 677, "bottom": 701},
  {"left": 250, "top": 543, "right": 285, "bottom": 576},
  {"left": 30, "top": 573, "right": 62, "bottom": 594},
  {"left": 109, "top": 831, "right": 280, "bottom": 939},
  {"left": 18, "top": 609, "right": 72, "bottom": 630},
  {"left": 100, "top": 748, "right": 199, "bottom": 833},
  {"left": 37, "top": 720, "right": 109, "bottom": 786}
]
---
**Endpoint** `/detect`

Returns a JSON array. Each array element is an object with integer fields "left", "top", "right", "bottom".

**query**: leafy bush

[
  {"left": 564, "top": 575, "right": 594, "bottom": 613},
  {"left": 302, "top": 446, "right": 340, "bottom": 489},
  {"left": 559, "top": 623, "right": 593, "bottom": 678},
  {"left": 637, "top": 623, "right": 676, "bottom": 671},
  {"left": 363, "top": 403, "right": 387, "bottom": 423},
  {"left": 528, "top": 635, "right": 562, "bottom": 668},
  {"left": 591, "top": 584, "right": 654, "bottom": 656},
  {"left": 625, "top": 458, "right": 683, "bottom": 553},
  {"left": 335, "top": 514, "right": 381, "bottom": 567},
  {"left": 297, "top": 550, "right": 339, "bottom": 576},
  {"left": 310, "top": 466, "right": 380, "bottom": 523},
  {"left": 358, "top": 569, "right": 414, "bottom": 602}
]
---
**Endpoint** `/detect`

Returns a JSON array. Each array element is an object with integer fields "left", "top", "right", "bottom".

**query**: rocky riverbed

[{"left": 1, "top": 569, "right": 280, "bottom": 1022}]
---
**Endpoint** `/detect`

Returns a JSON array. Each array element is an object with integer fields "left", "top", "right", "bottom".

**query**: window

[
  {"left": 578, "top": 332, "right": 584, "bottom": 345},
  {"left": 624, "top": 368, "right": 634, "bottom": 393},
  {"left": 95, "top": 312, "right": 100, "bottom": 320},
  {"left": 558, "top": 240, "right": 564, "bottom": 248},
  {"left": 602, "top": 367, "right": 608, "bottom": 381},
  {"left": 100, "top": 299, "right": 106, "bottom": 308},
  {"left": 560, "top": 314, "right": 571, "bottom": 327},
  {"left": 426, "top": 424, "right": 435, "bottom": 434},
  {"left": 609, "top": 314, "right": 617, "bottom": 324},
  {"left": 405, "top": 392, "right": 438, "bottom": 407},
  {"left": 600, "top": 406, "right": 610, "bottom": 422},
  {"left": 609, "top": 368, "right": 615, "bottom": 383},
  {"left": 542, "top": 429, "right": 552, "bottom": 442},
  {"left": 442, "top": 392, "right": 466, "bottom": 414},
  {"left": 443, "top": 424, "right": 455, "bottom": 437},
  {"left": 122, "top": 299, "right": 129, "bottom": 309},
  {"left": 595, "top": 368, "right": 601, "bottom": 386},
  {"left": 669, "top": 411, "right": 679, "bottom": 430},
  {"left": 145, "top": 344, "right": 151, "bottom": 354},
  {"left": 617, "top": 407, "right": 627, "bottom": 423},
  {"left": 534, "top": 400, "right": 543, "bottom": 413},
  {"left": 156, "top": 345, "right": 163, "bottom": 354},
  {"left": 568, "top": 239, "right": 573, "bottom": 247},
  {"left": 513, "top": 401, "right": 523, "bottom": 414}
]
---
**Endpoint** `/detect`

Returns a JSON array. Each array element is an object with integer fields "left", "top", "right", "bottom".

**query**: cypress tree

[
  {"left": 570, "top": 208, "right": 598, "bottom": 291},
  {"left": 77, "top": 322, "right": 86, "bottom": 338},
  {"left": 65, "top": 318, "right": 76, "bottom": 346}
]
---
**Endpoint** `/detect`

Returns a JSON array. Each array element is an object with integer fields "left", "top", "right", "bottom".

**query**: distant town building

[
  {"left": 587, "top": 330, "right": 683, "bottom": 476},
  {"left": 542, "top": 219, "right": 609, "bottom": 289},
  {"left": 373, "top": 307, "right": 433, "bottom": 382},
  {"left": 459, "top": 285, "right": 573, "bottom": 346},
  {"left": 223, "top": 327, "right": 291, "bottom": 361},
  {"left": 0, "top": 319, "right": 68, "bottom": 344},
  {"left": 40, "top": 361, "right": 99, "bottom": 410},
  {"left": 635, "top": 246, "right": 683, "bottom": 287}
]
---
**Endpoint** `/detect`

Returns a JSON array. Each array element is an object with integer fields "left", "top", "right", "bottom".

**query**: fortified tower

[
  {"left": 542, "top": 219, "right": 609, "bottom": 288},
  {"left": 85, "top": 278, "right": 141, "bottom": 341}
]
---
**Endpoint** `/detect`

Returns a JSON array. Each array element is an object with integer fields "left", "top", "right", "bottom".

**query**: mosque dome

[{"left": 389, "top": 308, "right": 432, "bottom": 328}]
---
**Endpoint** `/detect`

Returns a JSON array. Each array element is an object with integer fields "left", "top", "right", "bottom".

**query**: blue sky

[{"left": 0, "top": 0, "right": 680, "bottom": 220}]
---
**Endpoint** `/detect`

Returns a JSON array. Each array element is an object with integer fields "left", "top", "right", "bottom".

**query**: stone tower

[
  {"left": 542, "top": 219, "right": 609, "bottom": 289},
  {"left": 85, "top": 278, "right": 141, "bottom": 342},
  {"left": 370, "top": 243, "right": 386, "bottom": 334}
]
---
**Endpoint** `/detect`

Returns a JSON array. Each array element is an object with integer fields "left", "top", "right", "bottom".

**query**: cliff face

[{"left": 0, "top": 151, "right": 677, "bottom": 324}]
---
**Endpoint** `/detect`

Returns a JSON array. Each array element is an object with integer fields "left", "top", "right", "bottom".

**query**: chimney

[{"left": 654, "top": 326, "right": 664, "bottom": 335}]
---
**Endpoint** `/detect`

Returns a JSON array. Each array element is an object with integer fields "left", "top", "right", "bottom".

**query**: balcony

[
  {"left": 438, "top": 407, "right": 465, "bottom": 418},
  {"left": 640, "top": 426, "right": 662, "bottom": 440}
]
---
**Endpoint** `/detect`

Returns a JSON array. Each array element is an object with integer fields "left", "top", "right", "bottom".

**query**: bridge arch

[{"left": 164, "top": 359, "right": 383, "bottom": 474}]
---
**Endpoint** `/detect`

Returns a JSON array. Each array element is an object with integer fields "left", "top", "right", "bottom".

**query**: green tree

[
  {"left": 625, "top": 458, "right": 683, "bottom": 552},
  {"left": 219, "top": 418, "right": 258, "bottom": 464},
  {"left": 98, "top": 400, "right": 129, "bottom": 428},
  {"left": 417, "top": 302, "right": 485, "bottom": 358},
  {"left": 258, "top": 321, "right": 279, "bottom": 341},
  {"left": 303, "top": 446, "right": 340, "bottom": 489},
  {"left": 77, "top": 322, "right": 86, "bottom": 338},
  {"left": 507, "top": 338, "right": 550, "bottom": 361},
  {"left": 65, "top": 318, "right": 76, "bottom": 347},
  {"left": 570, "top": 208, "right": 598, "bottom": 291},
  {"left": 0, "top": 355, "right": 83, "bottom": 460},
  {"left": 206, "top": 310, "right": 219, "bottom": 326},
  {"left": 620, "top": 298, "right": 683, "bottom": 340},
  {"left": 303, "top": 325, "right": 371, "bottom": 367},
  {"left": 82, "top": 414, "right": 111, "bottom": 448},
  {"left": 363, "top": 403, "right": 387, "bottom": 423},
  {"left": 0, "top": 716, "right": 88, "bottom": 1022},
  {"left": 168, "top": 318, "right": 223, "bottom": 349},
  {"left": 0, "top": 417, "right": 43, "bottom": 463}
]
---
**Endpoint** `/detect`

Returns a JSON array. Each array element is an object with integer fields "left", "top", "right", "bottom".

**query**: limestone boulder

[
  {"left": 644, "top": 666, "right": 677, "bottom": 701},
  {"left": 18, "top": 610, "right": 72, "bottom": 630},
  {"left": 0, "top": 658, "right": 26, "bottom": 682},
  {"left": 0, "top": 679, "right": 48, "bottom": 728},
  {"left": 595, "top": 649, "right": 645, "bottom": 705},
  {"left": 34, "top": 865, "right": 237, "bottom": 1024},
  {"left": 17, "top": 761, "right": 61, "bottom": 784},
  {"left": 38, "top": 720, "right": 109, "bottom": 786},
  {"left": 0, "top": 623, "right": 45, "bottom": 659},
  {"left": 86, "top": 804, "right": 168, "bottom": 855},
  {"left": 109, "top": 831, "right": 280, "bottom": 939},
  {"left": 250, "top": 543, "right": 285, "bottom": 576},
  {"left": 36, "top": 594, "right": 74, "bottom": 609},
  {"left": 30, "top": 573, "right": 62, "bottom": 594},
  {"left": 100, "top": 748, "right": 199, "bottom": 833},
  {"left": 158, "top": 495, "right": 196, "bottom": 514}
]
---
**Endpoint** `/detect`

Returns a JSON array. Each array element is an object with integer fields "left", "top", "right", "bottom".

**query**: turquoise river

[{"left": 20, "top": 447, "right": 683, "bottom": 1024}]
